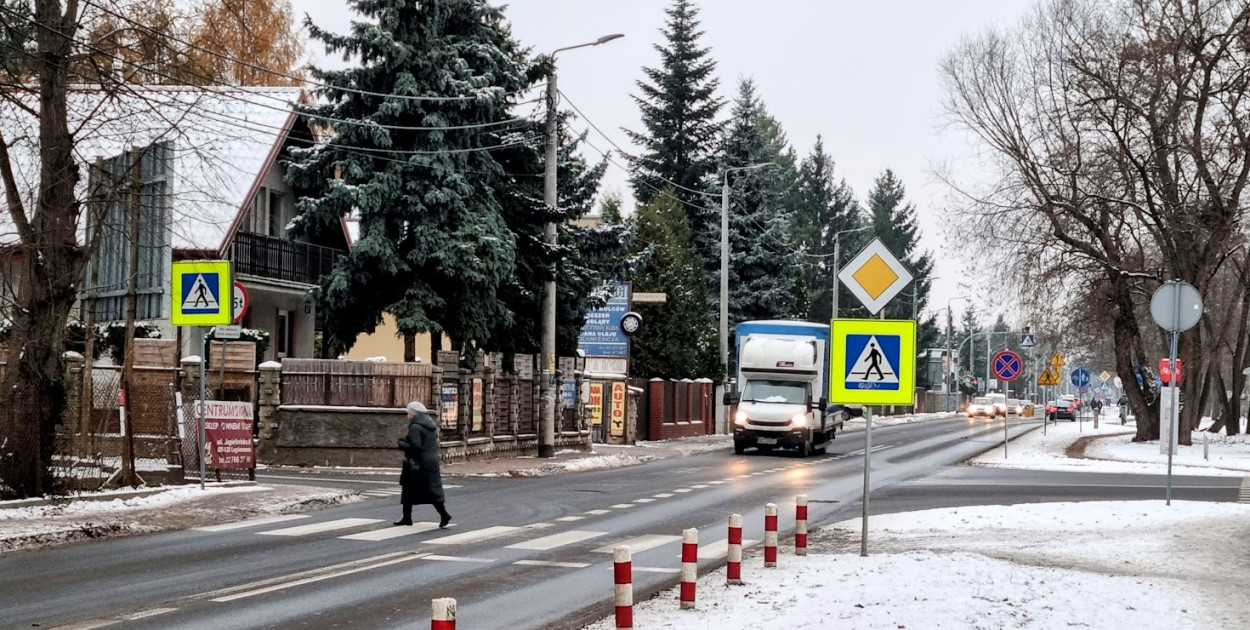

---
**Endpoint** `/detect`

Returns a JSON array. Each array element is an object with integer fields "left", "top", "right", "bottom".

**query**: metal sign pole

[
  {"left": 860, "top": 406, "right": 872, "bottom": 557},
  {"left": 1166, "top": 328, "right": 1178, "bottom": 506},
  {"left": 199, "top": 329, "right": 207, "bottom": 490}
]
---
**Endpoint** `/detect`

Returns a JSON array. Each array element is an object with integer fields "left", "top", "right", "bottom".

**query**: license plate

[{"left": 758, "top": 437, "right": 778, "bottom": 445}]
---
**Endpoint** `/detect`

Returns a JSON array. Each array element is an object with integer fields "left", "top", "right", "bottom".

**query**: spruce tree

[
  {"left": 716, "top": 80, "right": 797, "bottom": 328},
  {"left": 626, "top": 0, "right": 724, "bottom": 264},
  {"left": 791, "top": 136, "right": 860, "bottom": 322},
  {"left": 627, "top": 193, "right": 720, "bottom": 379},
  {"left": 286, "top": 0, "right": 535, "bottom": 355},
  {"left": 866, "top": 169, "right": 938, "bottom": 347}
]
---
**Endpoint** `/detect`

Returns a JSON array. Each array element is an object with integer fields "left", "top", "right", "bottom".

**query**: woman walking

[{"left": 395, "top": 401, "right": 451, "bottom": 528}]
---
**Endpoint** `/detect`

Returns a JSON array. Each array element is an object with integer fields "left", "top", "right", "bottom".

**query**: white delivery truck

[{"left": 725, "top": 320, "right": 853, "bottom": 456}]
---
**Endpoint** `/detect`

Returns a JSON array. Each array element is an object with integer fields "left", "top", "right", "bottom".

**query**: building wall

[
  {"left": 238, "top": 284, "right": 315, "bottom": 361},
  {"left": 345, "top": 312, "right": 447, "bottom": 362}
]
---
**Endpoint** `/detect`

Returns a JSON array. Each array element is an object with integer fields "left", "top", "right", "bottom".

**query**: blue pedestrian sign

[
  {"left": 171, "top": 260, "right": 232, "bottom": 326},
  {"left": 1020, "top": 333, "right": 1036, "bottom": 348},
  {"left": 830, "top": 319, "right": 916, "bottom": 405},
  {"left": 1071, "top": 368, "right": 1091, "bottom": 388},
  {"left": 844, "top": 334, "right": 901, "bottom": 391}
]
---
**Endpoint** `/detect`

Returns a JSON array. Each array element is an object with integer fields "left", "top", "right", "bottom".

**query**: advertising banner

[{"left": 192, "top": 400, "right": 254, "bottom": 469}]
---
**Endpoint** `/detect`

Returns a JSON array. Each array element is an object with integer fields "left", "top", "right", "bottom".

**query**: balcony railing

[{"left": 230, "top": 231, "right": 344, "bottom": 286}]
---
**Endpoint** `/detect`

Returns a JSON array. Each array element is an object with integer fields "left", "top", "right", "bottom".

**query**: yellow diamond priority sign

[{"left": 837, "top": 238, "right": 913, "bottom": 315}]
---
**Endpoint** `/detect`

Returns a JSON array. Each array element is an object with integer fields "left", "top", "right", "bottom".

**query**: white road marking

[
  {"left": 258, "top": 518, "right": 381, "bottom": 537},
  {"left": 707, "top": 481, "right": 726, "bottom": 485},
  {"left": 593, "top": 534, "right": 682, "bottom": 554},
  {"left": 422, "top": 555, "right": 493, "bottom": 563},
  {"left": 674, "top": 488, "right": 693, "bottom": 493},
  {"left": 507, "top": 530, "right": 607, "bottom": 550},
  {"left": 633, "top": 498, "right": 655, "bottom": 503},
  {"left": 122, "top": 608, "right": 178, "bottom": 620},
  {"left": 695, "top": 538, "right": 759, "bottom": 560},
  {"left": 211, "top": 553, "right": 425, "bottom": 602},
  {"left": 424, "top": 526, "right": 521, "bottom": 545},
  {"left": 46, "top": 620, "right": 118, "bottom": 630},
  {"left": 690, "top": 484, "right": 709, "bottom": 489},
  {"left": 526, "top": 522, "right": 555, "bottom": 530},
  {"left": 1240, "top": 477, "right": 1250, "bottom": 503},
  {"left": 585, "top": 509, "right": 611, "bottom": 515},
  {"left": 193, "top": 514, "right": 309, "bottom": 532},
  {"left": 633, "top": 566, "right": 681, "bottom": 574},
  {"left": 556, "top": 515, "right": 585, "bottom": 522},
  {"left": 514, "top": 560, "right": 590, "bottom": 569},
  {"left": 610, "top": 503, "right": 635, "bottom": 509},
  {"left": 652, "top": 493, "right": 674, "bottom": 498},
  {"left": 340, "top": 522, "right": 439, "bottom": 541}
]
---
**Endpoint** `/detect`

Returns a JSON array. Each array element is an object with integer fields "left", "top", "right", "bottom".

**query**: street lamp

[
  {"left": 941, "top": 295, "right": 969, "bottom": 412},
  {"left": 830, "top": 226, "right": 872, "bottom": 319},
  {"left": 539, "top": 32, "right": 624, "bottom": 459},
  {"left": 719, "top": 163, "right": 775, "bottom": 387}
]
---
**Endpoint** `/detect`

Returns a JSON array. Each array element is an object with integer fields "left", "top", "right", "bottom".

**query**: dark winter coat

[{"left": 397, "top": 412, "right": 445, "bottom": 505}]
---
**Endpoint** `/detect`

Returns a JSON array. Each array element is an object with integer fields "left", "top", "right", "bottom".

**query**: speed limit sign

[{"left": 232, "top": 281, "right": 249, "bottom": 323}]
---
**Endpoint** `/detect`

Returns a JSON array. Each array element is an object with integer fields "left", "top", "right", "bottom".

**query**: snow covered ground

[
  {"left": 581, "top": 500, "right": 1250, "bottom": 630},
  {"left": 971, "top": 408, "right": 1250, "bottom": 476}
]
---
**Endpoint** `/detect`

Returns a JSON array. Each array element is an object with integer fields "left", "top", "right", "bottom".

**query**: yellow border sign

[
  {"left": 830, "top": 319, "right": 916, "bottom": 406},
  {"left": 171, "top": 260, "right": 233, "bottom": 326}
]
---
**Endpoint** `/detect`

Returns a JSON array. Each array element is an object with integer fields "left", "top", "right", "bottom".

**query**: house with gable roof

[{"left": 0, "top": 85, "right": 350, "bottom": 361}]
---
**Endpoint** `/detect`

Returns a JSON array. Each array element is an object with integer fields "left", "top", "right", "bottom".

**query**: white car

[{"left": 967, "top": 397, "right": 995, "bottom": 418}]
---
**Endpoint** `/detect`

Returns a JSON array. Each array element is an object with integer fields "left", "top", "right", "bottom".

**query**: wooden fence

[{"left": 280, "top": 358, "right": 434, "bottom": 408}]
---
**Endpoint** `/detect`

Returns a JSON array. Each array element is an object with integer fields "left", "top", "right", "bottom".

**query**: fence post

[
  {"left": 431, "top": 597, "right": 456, "bottom": 630},
  {"left": 255, "top": 361, "right": 282, "bottom": 463},
  {"left": 614, "top": 546, "right": 633, "bottom": 629},
  {"left": 764, "top": 503, "right": 778, "bottom": 568},
  {"left": 680, "top": 528, "right": 698, "bottom": 609},
  {"left": 795, "top": 494, "right": 808, "bottom": 556},
  {"left": 727, "top": 513, "right": 743, "bottom": 585}
]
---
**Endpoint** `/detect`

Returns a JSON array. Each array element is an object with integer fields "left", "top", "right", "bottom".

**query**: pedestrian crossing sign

[
  {"left": 171, "top": 260, "right": 232, "bottom": 326},
  {"left": 830, "top": 319, "right": 915, "bottom": 405}
]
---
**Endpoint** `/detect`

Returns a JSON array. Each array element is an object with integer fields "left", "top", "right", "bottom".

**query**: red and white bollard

[
  {"left": 680, "top": 528, "right": 698, "bottom": 609},
  {"left": 764, "top": 503, "right": 778, "bottom": 568},
  {"left": 614, "top": 545, "right": 633, "bottom": 629},
  {"left": 795, "top": 494, "right": 808, "bottom": 556},
  {"left": 726, "top": 513, "right": 743, "bottom": 585},
  {"left": 431, "top": 597, "right": 456, "bottom": 630}
]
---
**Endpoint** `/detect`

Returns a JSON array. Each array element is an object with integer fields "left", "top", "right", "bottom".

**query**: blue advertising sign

[
  {"left": 578, "top": 282, "right": 632, "bottom": 358},
  {"left": 560, "top": 378, "right": 577, "bottom": 410}
]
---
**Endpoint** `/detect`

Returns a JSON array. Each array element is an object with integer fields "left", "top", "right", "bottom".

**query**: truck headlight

[
  {"left": 790, "top": 413, "right": 808, "bottom": 427},
  {"left": 734, "top": 410, "right": 748, "bottom": 425}
]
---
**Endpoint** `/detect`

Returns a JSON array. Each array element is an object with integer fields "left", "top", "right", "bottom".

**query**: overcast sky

[{"left": 288, "top": 0, "right": 1037, "bottom": 324}]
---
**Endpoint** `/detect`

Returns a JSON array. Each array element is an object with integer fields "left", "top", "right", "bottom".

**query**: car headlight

[
  {"left": 790, "top": 413, "right": 808, "bottom": 427},
  {"left": 734, "top": 410, "right": 748, "bottom": 425}
]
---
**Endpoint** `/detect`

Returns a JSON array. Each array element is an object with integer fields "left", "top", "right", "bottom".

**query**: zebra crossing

[{"left": 1240, "top": 477, "right": 1250, "bottom": 503}]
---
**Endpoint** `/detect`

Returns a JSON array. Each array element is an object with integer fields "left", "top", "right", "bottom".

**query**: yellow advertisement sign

[
  {"left": 609, "top": 381, "right": 627, "bottom": 437},
  {"left": 589, "top": 383, "right": 604, "bottom": 426},
  {"left": 829, "top": 319, "right": 916, "bottom": 406},
  {"left": 471, "top": 378, "right": 484, "bottom": 431},
  {"left": 171, "top": 260, "right": 233, "bottom": 326}
]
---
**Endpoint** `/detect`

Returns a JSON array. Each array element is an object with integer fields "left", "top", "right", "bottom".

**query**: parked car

[
  {"left": 967, "top": 397, "right": 996, "bottom": 419},
  {"left": 1046, "top": 399, "right": 1076, "bottom": 421}
]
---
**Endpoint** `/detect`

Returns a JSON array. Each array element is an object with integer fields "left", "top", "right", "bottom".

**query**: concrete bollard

[
  {"left": 727, "top": 513, "right": 744, "bottom": 585},
  {"left": 680, "top": 528, "right": 698, "bottom": 609},
  {"left": 795, "top": 495, "right": 808, "bottom": 556},
  {"left": 614, "top": 546, "right": 633, "bottom": 629},
  {"left": 764, "top": 503, "right": 778, "bottom": 568},
  {"left": 431, "top": 598, "right": 456, "bottom": 630}
]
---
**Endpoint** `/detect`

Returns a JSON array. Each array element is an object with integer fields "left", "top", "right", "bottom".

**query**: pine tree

[
  {"left": 716, "top": 80, "right": 797, "bottom": 328},
  {"left": 599, "top": 191, "right": 623, "bottom": 225},
  {"left": 287, "top": 0, "right": 535, "bottom": 355},
  {"left": 627, "top": 192, "right": 720, "bottom": 379},
  {"left": 626, "top": 0, "right": 724, "bottom": 264},
  {"left": 791, "top": 136, "right": 860, "bottom": 322}
]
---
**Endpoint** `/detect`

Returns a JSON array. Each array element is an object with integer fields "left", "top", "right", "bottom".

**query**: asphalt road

[{"left": 1, "top": 416, "right": 1241, "bottom": 630}]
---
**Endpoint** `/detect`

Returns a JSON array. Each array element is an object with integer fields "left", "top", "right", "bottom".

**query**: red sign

[
  {"left": 194, "top": 400, "right": 255, "bottom": 469},
  {"left": 1159, "top": 359, "right": 1183, "bottom": 384},
  {"left": 232, "top": 281, "right": 250, "bottom": 324},
  {"left": 992, "top": 351, "right": 1024, "bottom": 382}
]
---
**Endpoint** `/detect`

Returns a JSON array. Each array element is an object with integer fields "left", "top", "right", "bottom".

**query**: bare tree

[{"left": 941, "top": 0, "right": 1250, "bottom": 444}]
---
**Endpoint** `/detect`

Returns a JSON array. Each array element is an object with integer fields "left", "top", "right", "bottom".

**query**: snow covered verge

[
  {"left": 969, "top": 411, "right": 1250, "bottom": 475},
  {"left": 0, "top": 484, "right": 363, "bottom": 555},
  {"left": 580, "top": 501, "right": 1250, "bottom": 630}
]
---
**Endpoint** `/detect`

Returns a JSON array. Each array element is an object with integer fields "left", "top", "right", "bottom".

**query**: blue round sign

[{"left": 1071, "top": 368, "right": 1091, "bottom": 387}]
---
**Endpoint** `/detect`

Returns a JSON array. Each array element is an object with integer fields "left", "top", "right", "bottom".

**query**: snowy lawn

[
  {"left": 969, "top": 410, "right": 1250, "bottom": 476},
  {"left": 579, "top": 501, "right": 1250, "bottom": 630}
]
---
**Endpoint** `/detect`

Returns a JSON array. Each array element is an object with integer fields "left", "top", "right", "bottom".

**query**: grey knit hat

[{"left": 407, "top": 401, "right": 428, "bottom": 415}]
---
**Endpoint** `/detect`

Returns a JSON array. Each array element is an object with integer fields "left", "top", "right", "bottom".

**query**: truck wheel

[
  {"left": 797, "top": 440, "right": 811, "bottom": 458},
  {"left": 733, "top": 441, "right": 746, "bottom": 455},
  {"left": 813, "top": 439, "right": 828, "bottom": 455}
]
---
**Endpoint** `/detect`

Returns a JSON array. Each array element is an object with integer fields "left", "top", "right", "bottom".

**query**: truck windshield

[{"left": 742, "top": 380, "right": 808, "bottom": 404}]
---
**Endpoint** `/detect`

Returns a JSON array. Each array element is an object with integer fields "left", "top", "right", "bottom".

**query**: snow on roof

[{"left": 0, "top": 85, "right": 304, "bottom": 251}]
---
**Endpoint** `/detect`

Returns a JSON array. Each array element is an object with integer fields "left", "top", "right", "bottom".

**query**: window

[
  {"left": 275, "top": 309, "right": 293, "bottom": 359},
  {"left": 83, "top": 143, "right": 172, "bottom": 322},
  {"left": 247, "top": 187, "right": 287, "bottom": 238},
  {"left": 741, "top": 380, "right": 809, "bottom": 405}
]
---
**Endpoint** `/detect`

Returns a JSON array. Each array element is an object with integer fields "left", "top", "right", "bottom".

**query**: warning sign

[
  {"left": 830, "top": 319, "right": 916, "bottom": 405},
  {"left": 171, "top": 260, "right": 233, "bottom": 326}
]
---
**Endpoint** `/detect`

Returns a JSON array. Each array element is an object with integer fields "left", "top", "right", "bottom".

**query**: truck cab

[{"left": 727, "top": 321, "right": 844, "bottom": 456}]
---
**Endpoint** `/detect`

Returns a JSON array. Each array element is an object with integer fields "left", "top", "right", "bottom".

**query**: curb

[{"left": 0, "top": 481, "right": 257, "bottom": 511}]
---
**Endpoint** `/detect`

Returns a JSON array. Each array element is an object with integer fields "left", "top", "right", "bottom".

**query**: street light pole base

[{"left": 537, "top": 445, "right": 555, "bottom": 458}]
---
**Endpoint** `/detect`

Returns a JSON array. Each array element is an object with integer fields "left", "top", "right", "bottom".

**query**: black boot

[
  {"left": 435, "top": 502, "right": 452, "bottom": 529},
  {"left": 394, "top": 504, "right": 413, "bottom": 526}
]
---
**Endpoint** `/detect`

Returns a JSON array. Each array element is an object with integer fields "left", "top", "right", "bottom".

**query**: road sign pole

[
  {"left": 199, "top": 330, "right": 207, "bottom": 491},
  {"left": 860, "top": 406, "right": 872, "bottom": 557},
  {"left": 1166, "top": 330, "right": 1178, "bottom": 506}
]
